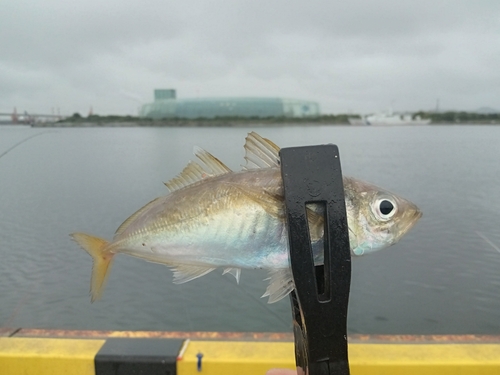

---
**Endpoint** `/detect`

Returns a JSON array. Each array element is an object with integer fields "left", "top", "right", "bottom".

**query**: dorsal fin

[
  {"left": 194, "top": 147, "right": 232, "bottom": 175},
  {"left": 243, "top": 132, "right": 281, "bottom": 170},
  {"left": 164, "top": 147, "right": 232, "bottom": 193},
  {"left": 164, "top": 161, "right": 208, "bottom": 192}
]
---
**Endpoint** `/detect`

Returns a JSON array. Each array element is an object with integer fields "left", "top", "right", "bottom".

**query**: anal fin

[
  {"left": 169, "top": 264, "right": 216, "bottom": 284},
  {"left": 223, "top": 267, "right": 241, "bottom": 284}
]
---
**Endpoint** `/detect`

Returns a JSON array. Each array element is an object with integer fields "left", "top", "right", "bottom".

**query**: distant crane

[
  {"left": 0, "top": 107, "right": 65, "bottom": 124},
  {"left": 11, "top": 107, "right": 18, "bottom": 123}
]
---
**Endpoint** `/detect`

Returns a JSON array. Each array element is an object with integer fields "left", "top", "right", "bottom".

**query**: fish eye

[
  {"left": 373, "top": 198, "right": 397, "bottom": 220},
  {"left": 380, "top": 200, "right": 394, "bottom": 215}
]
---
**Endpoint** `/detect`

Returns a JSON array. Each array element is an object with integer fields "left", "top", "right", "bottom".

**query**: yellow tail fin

[{"left": 70, "top": 232, "right": 114, "bottom": 302}]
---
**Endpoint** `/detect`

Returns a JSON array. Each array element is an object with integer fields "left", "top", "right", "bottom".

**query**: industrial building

[{"left": 139, "top": 89, "right": 320, "bottom": 119}]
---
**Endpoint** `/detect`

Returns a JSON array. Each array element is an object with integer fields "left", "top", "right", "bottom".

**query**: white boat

[
  {"left": 347, "top": 117, "right": 368, "bottom": 126},
  {"left": 349, "top": 111, "right": 431, "bottom": 126}
]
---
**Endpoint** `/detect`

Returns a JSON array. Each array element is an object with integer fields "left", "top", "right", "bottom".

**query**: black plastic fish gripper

[{"left": 280, "top": 144, "right": 352, "bottom": 375}]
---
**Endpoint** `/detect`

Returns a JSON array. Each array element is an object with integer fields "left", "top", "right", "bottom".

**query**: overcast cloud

[{"left": 1, "top": 0, "right": 499, "bottom": 115}]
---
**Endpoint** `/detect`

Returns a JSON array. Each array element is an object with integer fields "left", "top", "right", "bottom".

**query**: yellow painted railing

[{"left": 1, "top": 329, "right": 500, "bottom": 375}]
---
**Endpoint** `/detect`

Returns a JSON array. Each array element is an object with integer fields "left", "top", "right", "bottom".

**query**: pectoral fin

[
  {"left": 306, "top": 207, "right": 324, "bottom": 243},
  {"left": 232, "top": 185, "right": 285, "bottom": 219},
  {"left": 262, "top": 268, "right": 294, "bottom": 303}
]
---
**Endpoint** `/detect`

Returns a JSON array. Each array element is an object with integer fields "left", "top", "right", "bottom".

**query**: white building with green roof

[{"left": 139, "top": 89, "right": 320, "bottom": 119}]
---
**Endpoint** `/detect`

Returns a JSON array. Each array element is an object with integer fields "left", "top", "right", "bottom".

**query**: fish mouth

[{"left": 402, "top": 207, "right": 422, "bottom": 234}]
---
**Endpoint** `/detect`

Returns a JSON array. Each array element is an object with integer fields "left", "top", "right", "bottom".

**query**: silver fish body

[
  {"left": 71, "top": 132, "right": 421, "bottom": 303},
  {"left": 113, "top": 168, "right": 289, "bottom": 270}
]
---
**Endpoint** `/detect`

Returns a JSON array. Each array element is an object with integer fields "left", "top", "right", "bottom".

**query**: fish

[{"left": 71, "top": 132, "right": 422, "bottom": 303}]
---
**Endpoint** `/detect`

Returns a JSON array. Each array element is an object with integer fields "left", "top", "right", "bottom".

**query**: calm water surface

[{"left": 1, "top": 125, "right": 499, "bottom": 334}]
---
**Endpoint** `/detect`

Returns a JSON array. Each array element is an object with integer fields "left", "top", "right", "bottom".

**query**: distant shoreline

[
  {"left": 4, "top": 110, "right": 499, "bottom": 127},
  {"left": 31, "top": 120, "right": 500, "bottom": 127},
  {"left": 0, "top": 111, "right": 491, "bottom": 128},
  {"left": 32, "top": 121, "right": 349, "bottom": 128}
]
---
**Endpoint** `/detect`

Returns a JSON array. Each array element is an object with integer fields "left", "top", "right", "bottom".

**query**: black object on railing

[{"left": 280, "top": 145, "right": 352, "bottom": 375}]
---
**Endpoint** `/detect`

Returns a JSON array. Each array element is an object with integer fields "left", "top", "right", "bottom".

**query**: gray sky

[{"left": 1, "top": 0, "right": 499, "bottom": 116}]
